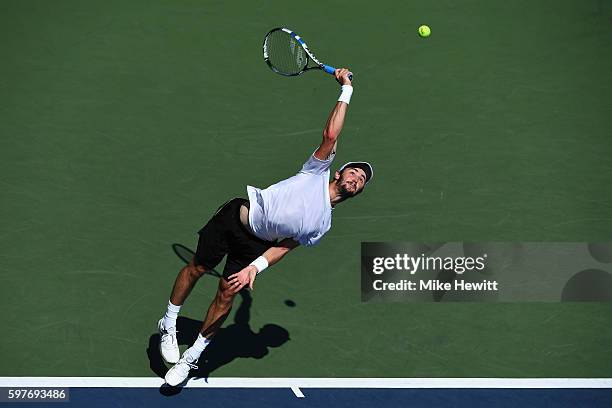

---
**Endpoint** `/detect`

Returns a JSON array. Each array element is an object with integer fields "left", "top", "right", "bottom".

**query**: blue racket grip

[
  {"left": 323, "top": 64, "right": 336, "bottom": 75},
  {"left": 323, "top": 64, "right": 353, "bottom": 81}
]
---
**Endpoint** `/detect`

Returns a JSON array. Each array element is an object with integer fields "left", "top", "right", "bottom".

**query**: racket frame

[{"left": 263, "top": 27, "right": 336, "bottom": 77}]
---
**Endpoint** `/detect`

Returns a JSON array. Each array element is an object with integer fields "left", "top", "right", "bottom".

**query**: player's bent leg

[
  {"left": 164, "top": 199, "right": 239, "bottom": 385},
  {"left": 165, "top": 279, "right": 237, "bottom": 386},
  {"left": 159, "top": 258, "right": 207, "bottom": 364},
  {"left": 169, "top": 258, "right": 207, "bottom": 307}
]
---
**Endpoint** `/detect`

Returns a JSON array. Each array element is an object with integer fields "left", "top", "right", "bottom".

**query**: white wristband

[
  {"left": 338, "top": 84, "right": 353, "bottom": 105},
  {"left": 250, "top": 256, "right": 269, "bottom": 274}
]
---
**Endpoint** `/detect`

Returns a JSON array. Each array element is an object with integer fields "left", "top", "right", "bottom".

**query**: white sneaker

[
  {"left": 158, "top": 319, "right": 180, "bottom": 364},
  {"left": 164, "top": 352, "right": 198, "bottom": 387}
]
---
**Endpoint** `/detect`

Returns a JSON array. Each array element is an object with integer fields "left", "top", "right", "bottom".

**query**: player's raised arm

[{"left": 314, "top": 68, "right": 353, "bottom": 160}]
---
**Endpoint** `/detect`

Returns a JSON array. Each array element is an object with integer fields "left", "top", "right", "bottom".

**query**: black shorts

[{"left": 195, "top": 198, "right": 276, "bottom": 279}]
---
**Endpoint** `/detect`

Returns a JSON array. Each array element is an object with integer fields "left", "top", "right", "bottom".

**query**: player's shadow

[
  {"left": 146, "top": 288, "right": 291, "bottom": 389},
  {"left": 194, "top": 289, "right": 290, "bottom": 379}
]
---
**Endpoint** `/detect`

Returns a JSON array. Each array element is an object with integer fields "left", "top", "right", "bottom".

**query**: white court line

[
  {"left": 291, "top": 386, "right": 305, "bottom": 398},
  {"left": 1, "top": 377, "right": 611, "bottom": 389}
]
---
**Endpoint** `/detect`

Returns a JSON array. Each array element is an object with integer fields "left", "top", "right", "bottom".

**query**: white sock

[
  {"left": 162, "top": 300, "right": 181, "bottom": 330},
  {"left": 184, "top": 334, "right": 211, "bottom": 363}
]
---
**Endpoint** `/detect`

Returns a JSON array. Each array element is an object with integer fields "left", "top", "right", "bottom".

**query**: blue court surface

[
  {"left": 12, "top": 388, "right": 612, "bottom": 408},
  {"left": 2, "top": 378, "right": 611, "bottom": 407}
]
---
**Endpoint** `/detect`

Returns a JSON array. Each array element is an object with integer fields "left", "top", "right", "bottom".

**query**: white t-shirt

[{"left": 246, "top": 152, "right": 334, "bottom": 247}]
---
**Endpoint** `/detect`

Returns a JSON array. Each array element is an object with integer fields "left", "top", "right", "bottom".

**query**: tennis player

[{"left": 159, "top": 68, "right": 373, "bottom": 386}]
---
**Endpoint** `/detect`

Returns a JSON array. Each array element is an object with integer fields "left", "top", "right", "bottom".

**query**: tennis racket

[{"left": 263, "top": 27, "right": 352, "bottom": 80}]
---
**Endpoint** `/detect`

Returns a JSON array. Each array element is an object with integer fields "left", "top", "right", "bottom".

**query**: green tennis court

[{"left": 1, "top": 0, "right": 611, "bottom": 379}]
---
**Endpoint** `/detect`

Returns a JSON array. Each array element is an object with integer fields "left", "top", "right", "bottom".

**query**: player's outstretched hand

[
  {"left": 228, "top": 265, "right": 258, "bottom": 293},
  {"left": 334, "top": 68, "right": 352, "bottom": 86}
]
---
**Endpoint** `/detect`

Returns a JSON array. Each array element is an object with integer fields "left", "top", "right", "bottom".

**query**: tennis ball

[{"left": 418, "top": 25, "right": 431, "bottom": 38}]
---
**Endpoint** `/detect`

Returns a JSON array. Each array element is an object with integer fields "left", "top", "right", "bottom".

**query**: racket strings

[{"left": 265, "top": 30, "right": 308, "bottom": 75}]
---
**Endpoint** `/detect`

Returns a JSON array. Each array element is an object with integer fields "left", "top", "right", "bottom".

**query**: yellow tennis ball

[{"left": 418, "top": 25, "right": 431, "bottom": 38}]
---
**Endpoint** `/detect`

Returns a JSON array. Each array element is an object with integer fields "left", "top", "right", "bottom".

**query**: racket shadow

[{"left": 171, "top": 243, "right": 222, "bottom": 278}]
